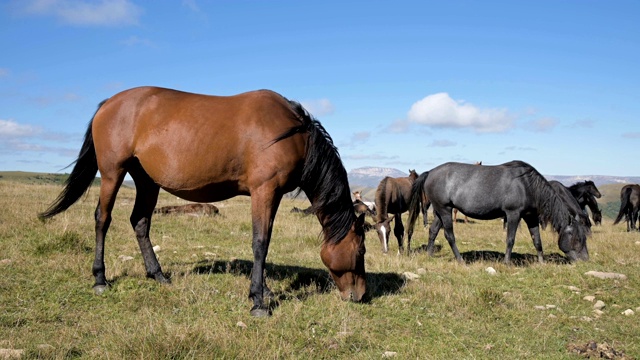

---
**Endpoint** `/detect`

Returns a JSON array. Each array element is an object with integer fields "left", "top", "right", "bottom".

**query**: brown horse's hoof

[
  {"left": 93, "top": 284, "right": 109, "bottom": 295},
  {"left": 250, "top": 306, "right": 271, "bottom": 317}
]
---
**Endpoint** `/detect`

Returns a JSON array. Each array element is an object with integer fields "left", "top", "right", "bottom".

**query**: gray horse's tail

[{"left": 407, "top": 171, "right": 429, "bottom": 236}]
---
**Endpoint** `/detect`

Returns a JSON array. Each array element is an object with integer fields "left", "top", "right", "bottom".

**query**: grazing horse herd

[{"left": 40, "top": 87, "right": 637, "bottom": 316}]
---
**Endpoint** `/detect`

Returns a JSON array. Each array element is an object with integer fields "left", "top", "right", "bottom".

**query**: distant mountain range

[{"left": 347, "top": 167, "right": 640, "bottom": 189}]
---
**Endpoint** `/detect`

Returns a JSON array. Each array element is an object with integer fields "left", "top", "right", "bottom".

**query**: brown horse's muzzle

[{"left": 321, "top": 240, "right": 367, "bottom": 302}]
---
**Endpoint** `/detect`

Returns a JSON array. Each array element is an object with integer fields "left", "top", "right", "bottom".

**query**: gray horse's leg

[
  {"left": 503, "top": 214, "right": 520, "bottom": 264},
  {"left": 439, "top": 210, "right": 463, "bottom": 263},
  {"left": 523, "top": 214, "right": 544, "bottom": 263}
]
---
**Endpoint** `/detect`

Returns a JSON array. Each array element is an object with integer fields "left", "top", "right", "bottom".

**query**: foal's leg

[
  {"left": 523, "top": 214, "right": 544, "bottom": 263},
  {"left": 129, "top": 168, "right": 167, "bottom": 283},
  {"left": 393, "top": 213, "right": 405, "bottom": 254},
  {"left": 248, "top": 187, "right": 281, "bottom": 317},
  {"left": 93, "top": 172, "right": 126, "bottom": 294}
]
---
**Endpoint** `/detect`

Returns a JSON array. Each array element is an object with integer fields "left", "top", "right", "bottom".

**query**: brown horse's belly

[{"left": 161, "top": 181, "right": 249, "bottom": 203}]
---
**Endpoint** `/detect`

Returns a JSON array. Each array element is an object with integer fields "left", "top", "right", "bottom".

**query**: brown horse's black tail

[
  {"left": 406, "top": 171, "right": 429, "bottom": 237},
  {"left": 613, "top": 186, "right": 633, "bottom": 225},
  {"left": 39, "top": 100, "right": 106, "bottom": 219}
]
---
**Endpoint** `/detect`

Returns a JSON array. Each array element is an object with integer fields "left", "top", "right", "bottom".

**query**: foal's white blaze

[{"left": 380, "top": 224, "right": 388, "bottom": 253}]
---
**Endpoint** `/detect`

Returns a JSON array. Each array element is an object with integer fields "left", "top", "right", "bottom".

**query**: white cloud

[
  {"left": 19, "top": 0, "right": 142, "bottom": 27},
  {"left": 0, "top": 119, "right": 42, "bottom": 138},
  {"left": 301, "top": 99, "right": 335, "bottom": 117},
  {"left": 407, "top": 93, "right": 514, "bottom": 133}
]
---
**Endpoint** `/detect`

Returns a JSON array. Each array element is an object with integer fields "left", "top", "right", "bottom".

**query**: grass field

[{"left": 1, "top": 181, "right": 639, "bottom": 359}]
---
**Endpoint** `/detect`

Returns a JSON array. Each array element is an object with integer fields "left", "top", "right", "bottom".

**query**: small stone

[
  {"left": 416, "top": 268, "right": 427, "bottom": 275},
  {"left": 567, "top": 286, "right": 580, "bottom": 292},
  {"left": 622, "top": 309, "right": 634, "bottom": 316},
  {"left": 594, "top": 300, "right": 606, "bottom": 310},
  {"left": 236, "top": 321, "right": 247, "bottom": 329},
  {"left": 583, "top": 295, "right": 596, "bottom": 302},
  {"left": 534, "top": 306, "right": 547, "bottom": 310},
  {"left": 485, "top": 267, "right": 497, "bottom": 275},
  {"left": 593, "top": 309, "right": 604, "bottom": 317},
  {"left": 0, "top": 259, "right": 12, "bottom": 266},
  {"left": 548, "top": 314, "right": 557, "bottom": 318},
  {"left": 402, "top": 272, "right": 420, "bottom": 281},
  {"left": 584, "top": 271, "right": 627, "bottom": 280},
  {"left": 580, "top": 316, "right": 593, "bottom": 322},
  {"left": 118, "top": 255, "right": 134, "bottom": 262},
  {"left": 153, "top": 245, "right": 161, "bottom": 252},
  {"left": 382, "top": 351, "right": 398, "bottom": 358},
  {"left": 203, "top": 252, "right": 217, "bottom": 257},
  {"left": 635, "top": 241, "right": 640, "bottom": 245}
]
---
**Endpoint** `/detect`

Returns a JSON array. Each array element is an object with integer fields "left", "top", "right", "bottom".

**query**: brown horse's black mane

[{"left": 271, "top": 98, "right": 355, "bottom": 244}]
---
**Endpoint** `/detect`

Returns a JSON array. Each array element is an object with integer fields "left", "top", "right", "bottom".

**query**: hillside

[{"left": 0, "top": 169, "right": 633, "bottom": 220}]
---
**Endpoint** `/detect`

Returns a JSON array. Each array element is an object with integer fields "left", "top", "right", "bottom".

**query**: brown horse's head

[{"left": 320, "top": 214, "right": 367, "bottom": 302}]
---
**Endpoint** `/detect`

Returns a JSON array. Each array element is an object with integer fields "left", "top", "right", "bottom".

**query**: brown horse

[
  {"left": 614, "top": 184, "right": 640, "bottom": 231},
  {"left": 39, "top": 87, "right": 366, "bottom": 317},
  {"left": 373, "top": 169, "right": 420, "bottom": 254}
]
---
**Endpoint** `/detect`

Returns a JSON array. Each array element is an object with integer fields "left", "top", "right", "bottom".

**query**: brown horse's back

[{"left": 93, "top": 87, "right": 306, "bottom": 202}]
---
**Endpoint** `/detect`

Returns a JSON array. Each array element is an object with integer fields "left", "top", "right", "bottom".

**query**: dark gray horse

[
  {"left": 613, "top": 184, "right": 640, "bottom": 231},
  {"left": 568, "top": 181, "right": 602, "bottom": 225},
  {"left": 547, "top": 181, "right": 592, "bottom": 229},
  {"left": 407, "top": 161, "right": 590, "bottom": 263}
]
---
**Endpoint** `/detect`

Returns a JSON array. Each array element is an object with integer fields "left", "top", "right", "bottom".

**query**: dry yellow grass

[{"left": 1, "top": 181, "right": 639, "bottom": 359}]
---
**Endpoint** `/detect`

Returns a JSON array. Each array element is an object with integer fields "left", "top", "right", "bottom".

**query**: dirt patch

[{"left": 567, "top": 341, "right": 633, "bottom": 359}]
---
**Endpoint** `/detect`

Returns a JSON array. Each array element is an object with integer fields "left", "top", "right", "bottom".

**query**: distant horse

[
  {"left": 452, "top": 161, "right": 482, "bottom": 223},
  {"left": 547, "top": 181, "right": 591, "bottom": 228},
  {"left": 353, "top": 200, "right": 376, "bottom": 219},
  {"left": 374, "top": 169, "right": 423, "bottom": 254},
  {"left": 407, "top": 161, "right": 590, "bottom": 263},
  {"left": 353, "top": 191, "right": 376, "bottom": 212},
  {"left": 39, "top": 87, "right": 366, "bottom": 317},
  {"left": 582, "top": 193, "right": 602, "bottom": 225},
  {"left": 613, "top": 184, "right": 640, "bottom": 231},
  {"left": 154, "top": 203, "right": 219, "bottom": 216},
  {"left": 568, "top": 181, "right": 602, "bottom": 225}
]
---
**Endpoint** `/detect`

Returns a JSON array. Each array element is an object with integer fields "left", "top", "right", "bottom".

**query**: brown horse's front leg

[{"left": 248, "top": 190, "right": 280, "bottom": 317}]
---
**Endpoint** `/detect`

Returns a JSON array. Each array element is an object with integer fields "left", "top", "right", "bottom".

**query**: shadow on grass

[
  {"left": 192, "top": 259, "right": 403, "bottom": 309},
  {"left": 411, "top": 244, "right": 570, "bottom": 266}
]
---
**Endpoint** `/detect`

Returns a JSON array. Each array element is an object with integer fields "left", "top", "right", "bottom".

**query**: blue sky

[{"left": 1, "top": 0, "right": 639, "bottom": 176}]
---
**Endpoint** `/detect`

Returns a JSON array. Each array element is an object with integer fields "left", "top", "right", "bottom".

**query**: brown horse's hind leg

[
  {"left": 129, "top": 166, "right": 167, "bottom": 283},
  {"left": 93, "top": 174, "right": 125, "bottom": 294},
  {"left": 248, "top": 187, "right": 282, "bottom": 317}
]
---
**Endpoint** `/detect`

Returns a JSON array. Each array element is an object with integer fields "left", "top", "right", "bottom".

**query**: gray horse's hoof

[
  {"left": 250, "top": 306, "right": 271, "bottom": 317},
  {"left": 93, "top": 284, "right": 109, "bottom": 295}
]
